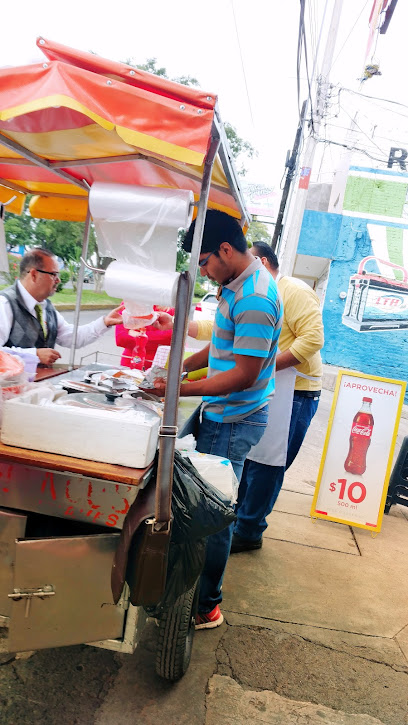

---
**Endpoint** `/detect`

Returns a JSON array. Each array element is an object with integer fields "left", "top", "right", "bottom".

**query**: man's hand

[
  {"left": 140, "top": 377, "right": 167, "bottom": 398},
  {"left": 104, "top": 306, "right": 124, "bottom": 327},
  {"left": 36, "top": 348, "right": 61, "bottom": 365},
  {"left": 153, "top": 312, "right": 174, "bottom": 331}
]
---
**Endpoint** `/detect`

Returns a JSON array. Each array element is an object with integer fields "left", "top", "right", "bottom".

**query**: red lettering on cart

[
  {"left": 87, "top": 483, "right": 101, "bottom": 510},
  {"left": 64, "top": 506, "right": 75, "bottom": 516},
  {"left": 65, "top": 479, "right": 79, "bottom": 504},
  {"left": 2, "top": 487, "right": 9, "bottom": 493},
  {"left": 111, "top": 498, "right": 130, "bottom": 515},
  {"left": 93, "top": 511, "right": 102, "bottom": 521},
  {"left": 41, "top": 472, "right": 56, "bottom": 500},
  {"left": 106, "top": 514, "right": 119, "bottom": 527}
]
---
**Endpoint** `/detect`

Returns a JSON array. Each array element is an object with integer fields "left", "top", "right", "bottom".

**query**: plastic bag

[
  {"left": 154, "top": 451, "right": 236, "bottom": 609},
  {"left": 170, "top": 451, "right": 236, "bottom": 542},
  {"left": 184, "top": 451, "right": 238, "bottom": 505}
]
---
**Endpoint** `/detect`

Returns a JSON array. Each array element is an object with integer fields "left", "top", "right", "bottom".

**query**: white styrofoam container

[{"left": 1, "top": 387, "right": 160, "bottom": 469}]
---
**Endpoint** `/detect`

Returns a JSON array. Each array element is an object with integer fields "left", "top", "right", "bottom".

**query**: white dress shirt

[{"left": 0, "top": 281, "right": 108, "bottom": 360}]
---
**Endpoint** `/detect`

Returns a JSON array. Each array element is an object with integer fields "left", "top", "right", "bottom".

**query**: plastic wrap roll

[
  {"left": 89, "top": 183, "right": 194, "bottom": 270},
  {"left": 90, "top": 183, "right": 193, "bottom": 227},
  {"left": 105, "top": 262, "right": 180, "bottom": 307}
]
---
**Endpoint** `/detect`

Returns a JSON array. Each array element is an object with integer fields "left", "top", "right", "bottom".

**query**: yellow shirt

[
  {"left": 195, "top": 275, "right": 324, "bottom": 392},
  {"left": 277, "top": 276, "right": 323, "bottom": 391}
]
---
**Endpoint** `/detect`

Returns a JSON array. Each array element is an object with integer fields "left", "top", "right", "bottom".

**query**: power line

[
  {"left": 230, "top": 0, "right": 255, "bottom": 127},
  {"left": 329, "top": 0, "right": 371, "bottom": 74}
]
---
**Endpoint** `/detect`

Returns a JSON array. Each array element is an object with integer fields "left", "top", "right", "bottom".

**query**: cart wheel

[{"left": 155, "top": 580, "right": 199, "bottom": 681}]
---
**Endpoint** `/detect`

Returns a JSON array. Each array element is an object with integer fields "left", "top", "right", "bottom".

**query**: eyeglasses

[
  {"left": 198, "top": 250, "right": 217, "bottom": 268},
  {"left": 36, "top": 269, "right": 60, "bottom": 279}
]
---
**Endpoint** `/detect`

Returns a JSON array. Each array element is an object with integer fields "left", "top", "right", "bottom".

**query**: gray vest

[{"left": 0, "top": 282, "right": 58, "bottom": 349}]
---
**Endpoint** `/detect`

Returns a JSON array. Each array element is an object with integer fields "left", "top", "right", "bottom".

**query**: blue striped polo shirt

[{"left": 202, "top": 257, "right": 282, "bottom": 423}]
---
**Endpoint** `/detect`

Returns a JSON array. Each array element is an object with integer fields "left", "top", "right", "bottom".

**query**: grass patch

[{"left": 0, "top": 284, "right": 120, "bottom": 306}]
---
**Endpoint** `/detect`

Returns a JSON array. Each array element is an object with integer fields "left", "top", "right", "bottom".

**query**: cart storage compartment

[
  {"left": 1, "top": 386, "right": 160, "bottom": 468},
  {"left": 0, "top": 510, "right": 125, "bottom": 652}
]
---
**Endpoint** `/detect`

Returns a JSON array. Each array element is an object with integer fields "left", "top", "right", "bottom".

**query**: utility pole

[
  {"left": 271, "top": 100, "right": 307, "bottom": 251},
  {"left": 279, "top": 0, "right": 344, "bottom": 275}
]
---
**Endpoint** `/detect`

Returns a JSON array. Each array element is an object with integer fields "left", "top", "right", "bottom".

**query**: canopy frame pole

[
  {"left": 0, "top": 132, "right": 88, "bottom": 191},
  {"left": 213, "top": 107, "right": 251, "bottom": 229},
  {"left": 155, "top": 129, "right": 221, "bottom": 528},
  {"left": 187, "top": 128, "right": 221, "bottom": 305},
  {"left": 68, "top": 205, "right": 92, "bottom": 369}
]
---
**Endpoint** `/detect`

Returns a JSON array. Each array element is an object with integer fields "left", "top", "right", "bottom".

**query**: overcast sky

[{"left": 1, "top": 0, "right": 406, "bottom": 191}]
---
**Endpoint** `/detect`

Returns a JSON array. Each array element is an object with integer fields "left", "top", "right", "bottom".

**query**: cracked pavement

[{"left": 1, "top": 389, "right": 408, "bottom": 724}]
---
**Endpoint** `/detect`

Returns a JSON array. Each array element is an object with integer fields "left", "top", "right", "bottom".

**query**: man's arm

[
  {"left": 153, "top": 312, "right": 213, "bottom": 341},
  {"left": 277, "top": 285, "right": 324, "bottom": 370},
  {"left": 153, "top": 353, "right": 263, "bottom": 397},
  {"left": 183, "top": 344, "right": 210, "bottom": 373},
  {"left": 55, "top": 306, "right": 122, "bottom": 348},
  {"left": 276, "top": 349, "right": 301, "bottom": 371},
  {"left": 0, "top": 296, "right": 50, "bottom": 361}
]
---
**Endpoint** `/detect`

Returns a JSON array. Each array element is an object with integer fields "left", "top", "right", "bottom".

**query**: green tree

[
  {"left": 4, "top": 207, "right": 36, "bottom": 250},
  {"left": 34, "top": 219, "right": 87, "bottom": 263},
  {"left": 245, "top": 221, "right": 273, "bottom": 247}
]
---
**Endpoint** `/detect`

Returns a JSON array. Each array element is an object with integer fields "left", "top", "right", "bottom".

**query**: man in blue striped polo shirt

[{"left": 176, "top": 210, "right": 282, "bottom": 629}]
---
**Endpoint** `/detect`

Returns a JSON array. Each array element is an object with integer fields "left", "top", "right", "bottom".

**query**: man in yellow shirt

[{"left": 231, "top": 241, "right": 324, "bottom": 552}]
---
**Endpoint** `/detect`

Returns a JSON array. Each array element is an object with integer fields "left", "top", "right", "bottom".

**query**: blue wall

[
  {"left": 298, "top": 211, "right": 408, "bottom": 396},
  {"left": 297, "top": 209, "right": 342, "bottom": 257}
]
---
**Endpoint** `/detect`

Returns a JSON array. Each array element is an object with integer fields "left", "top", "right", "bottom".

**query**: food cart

[{"left": 0, "top": 39, "right": 250, "bottom": 680}]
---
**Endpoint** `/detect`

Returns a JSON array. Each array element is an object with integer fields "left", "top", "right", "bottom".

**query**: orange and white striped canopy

[{"left": 0, "top": 38, "right": 248, "bottom": 225}]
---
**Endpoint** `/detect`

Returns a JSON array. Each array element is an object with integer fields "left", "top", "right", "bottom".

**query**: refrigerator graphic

[{"left": 342, "top": 256, "right": 408, "bottom": 332}]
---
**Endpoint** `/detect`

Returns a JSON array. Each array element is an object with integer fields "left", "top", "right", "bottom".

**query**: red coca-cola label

[{"left": 351, "top": 424, "right": 373, "bottom": 437}]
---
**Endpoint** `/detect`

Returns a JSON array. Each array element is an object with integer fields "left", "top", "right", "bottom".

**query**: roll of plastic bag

[
  {"left": 105, "top": 261, "right": 180, "bottom": 307},
  {"left": 90, "top": 183, "right": 194, "bottom": 228},
  {"left": 90, "top": 183, "right": 193, "bottom": 270}
]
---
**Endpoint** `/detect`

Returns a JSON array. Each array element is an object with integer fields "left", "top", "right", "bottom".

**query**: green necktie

[{"left": 34, "top": 304, "right": 47, "bottom": 338}]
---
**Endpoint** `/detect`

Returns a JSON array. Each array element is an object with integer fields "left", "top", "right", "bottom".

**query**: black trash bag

[
  {"left": 149, "top": 450, "right": 236, "bottom": 611},
  {"left": 170, "top": 450, "right": 236, "bottom": 541}
]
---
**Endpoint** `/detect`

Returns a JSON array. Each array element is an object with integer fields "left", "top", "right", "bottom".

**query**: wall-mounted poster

[{"left": 310, "top": 371, "right": 406, "bottom": 532}]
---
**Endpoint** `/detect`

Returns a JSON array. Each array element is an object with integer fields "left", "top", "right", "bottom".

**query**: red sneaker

[{"left": 195, "top": 605, "right": 224, "bottom": 630}]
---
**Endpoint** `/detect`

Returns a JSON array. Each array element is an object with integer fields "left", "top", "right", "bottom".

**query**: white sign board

[{"left": 311, "top": 371, "right": 406, "bottom": 532}]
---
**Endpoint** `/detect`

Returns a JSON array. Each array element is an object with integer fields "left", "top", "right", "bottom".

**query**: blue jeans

[
  {"left": 196, "top": 406, "right": 268, "bottom": 613},
  {"left": 235, "top": 392, "right": 320, "bottom": 541}
]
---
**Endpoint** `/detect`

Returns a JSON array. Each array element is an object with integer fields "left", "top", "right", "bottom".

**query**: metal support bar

[
  {"left": 155, "top": 271, "right": 191, "bottom": 524},
  {"left": 0, "top": 178, "right": 29, "bottom": 195},
  {"left": 188, "top": 129, "right": 221, "bottom": 301},
  {"left": 0, "top": 132, "right": 88, "bottom": 191},
  {"left": 50, "top": 152, "right": 230, "bottom": 196},
  {"left": 213, "top": 108, "right": 251, "bottom": 229},
  {"left": 68, "top": 206, "right": 92, "bottom": 369}
]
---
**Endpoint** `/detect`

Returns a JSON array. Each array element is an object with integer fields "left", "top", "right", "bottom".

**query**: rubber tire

[{"left": 155, "top": 580, "right": 199, "bottom": 681}]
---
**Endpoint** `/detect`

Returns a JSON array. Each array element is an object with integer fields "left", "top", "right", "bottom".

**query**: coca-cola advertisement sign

[{"left": 311, "top": 371, "right": 406, "bottom": 533}]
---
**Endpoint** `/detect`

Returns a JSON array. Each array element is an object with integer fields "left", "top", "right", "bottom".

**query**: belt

[{"left": 294, "top": 389, "right": 321, "bottom": 399}]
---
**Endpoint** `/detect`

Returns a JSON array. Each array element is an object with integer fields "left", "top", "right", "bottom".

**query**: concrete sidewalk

[
  {"left": 94, "top": 389, "right": 408, "bottom": 725},
  {"left": 1, "top": 387, "right": 407, "bottom": 725}
]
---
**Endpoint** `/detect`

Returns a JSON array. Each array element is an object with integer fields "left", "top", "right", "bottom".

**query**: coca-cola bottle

[{"left": 344, "top": 397, "right": 374, "bottom": 475}]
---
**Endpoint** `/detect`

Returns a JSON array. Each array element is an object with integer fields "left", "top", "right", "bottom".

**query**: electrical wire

[
  {"left": 341, "top": 87, "right": 408, "bottom": 115},
  {"left": 329, "top": 0, "right": 371, "bottom": 74},
  {"left": 311, "top": 132, "right": 390, "bottom": 164},
  {"left": 230, "top": 0, "right": 255, "bottom": 127}
]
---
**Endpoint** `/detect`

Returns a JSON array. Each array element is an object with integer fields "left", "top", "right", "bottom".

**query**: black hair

[
  {"left": 252, "top": 242, "right": 279, "bottom": 270},
  {"left": 183, "top": 209, "right": 247, "bottom": 254},
  {"left": 20, "top": 248, "right": 57, "bottom": 277}
]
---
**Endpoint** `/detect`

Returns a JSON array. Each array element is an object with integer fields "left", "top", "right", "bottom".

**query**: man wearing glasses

[
  {"left": 150, "top": 210, "right": 282, "bottom": 629},
  {"left": 0, "top": 248, "right": 122, "bottom": 365}
]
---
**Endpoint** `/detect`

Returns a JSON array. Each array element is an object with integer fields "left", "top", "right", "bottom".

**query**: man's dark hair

[
  {"left": 183, "top": 209, "right": 247, "bottom": 254},
  {"left": 253, "top": 242, "right": 279, "bottom": 270},
  {"left": 20, "top": 248, "right": 57, "bottom": 277}
]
